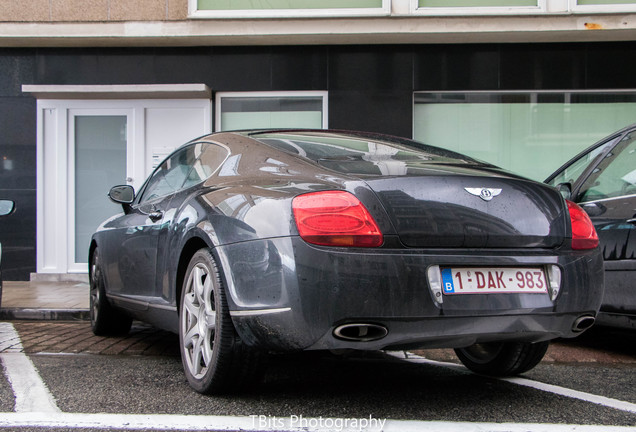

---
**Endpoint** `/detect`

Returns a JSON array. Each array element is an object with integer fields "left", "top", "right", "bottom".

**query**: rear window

[{"left": 252, "top": 132, "right": 479, "bottom": 175}]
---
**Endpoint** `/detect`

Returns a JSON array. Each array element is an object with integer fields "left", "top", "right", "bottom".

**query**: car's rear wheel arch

[{"left": 176, "top": 236, "right": 214, "bottom": 312}]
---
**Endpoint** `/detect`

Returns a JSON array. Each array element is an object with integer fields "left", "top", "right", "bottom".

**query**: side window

[
  {"left": 578, "top": 134, "right": 636, "bottom": 202},
  {"left": 548, "top": 145, "right": 608, "bottom": 187},
  {"left": 139, "top": 144, "right": 200, "bottom": 203},
  {"left": 182, "top": 143, "right": 229, "bottom": 189},
  {"left": 547, "top": 137, "right": 618, "bottom": 188}
]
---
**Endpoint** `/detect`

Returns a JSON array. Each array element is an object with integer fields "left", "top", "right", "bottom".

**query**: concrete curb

[{"left": 0, "top": 308, "right": 89, "bottom": 321}]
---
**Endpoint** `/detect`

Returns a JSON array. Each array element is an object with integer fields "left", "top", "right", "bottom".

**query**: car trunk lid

[{"left": 365, "top": 175, "right": 567, "bottom": 248}]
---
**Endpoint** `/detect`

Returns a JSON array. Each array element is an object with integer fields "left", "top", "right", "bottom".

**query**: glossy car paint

[
  {"left": 92, "top": 130, "right": 604, "bottom": 351},
  {"left": 547, "top": 124, "right": 636, "bottom": 329}
]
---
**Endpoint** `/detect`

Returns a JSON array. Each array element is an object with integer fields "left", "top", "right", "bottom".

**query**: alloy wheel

[{"left": 181, "top": 263, "right": 217, "bottom": 379}]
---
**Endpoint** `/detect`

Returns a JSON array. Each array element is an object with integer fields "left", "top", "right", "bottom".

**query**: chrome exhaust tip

[
  {"left": 333, "top": 323, "right": 388, "bottom": 342},
  {"left": 572, "top": 315, "right": 596, "bottom": 332}
]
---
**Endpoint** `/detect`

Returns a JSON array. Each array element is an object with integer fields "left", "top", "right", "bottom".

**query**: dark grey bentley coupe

[{"left": 90, "top": 130, "right": 604, "bottom": 394}]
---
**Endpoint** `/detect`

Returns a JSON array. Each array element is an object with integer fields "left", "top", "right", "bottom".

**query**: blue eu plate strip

[{"left": 441, "top": 268, "right": 454, "bottom": 294}]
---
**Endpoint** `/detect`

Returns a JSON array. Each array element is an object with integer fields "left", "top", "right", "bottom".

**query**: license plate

[{"left": 441, "top": 267, "right": 548, "bottom": 295}]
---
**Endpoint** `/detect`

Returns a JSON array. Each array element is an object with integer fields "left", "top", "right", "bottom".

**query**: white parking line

[
  {"left": 0, "top": 321, "right": 23, "bottom": 352},
  {"left": 501, "top": 377, "right": 636, "bottom": 415},
  {"left": 0, "top": 412, "right": 634, "bottom": 432},
  {"left": 0, "top": 322, "right": 60, "bottom": 413},
  {"left": 394, "top": 352, "right": 636, "bottom": 415}
]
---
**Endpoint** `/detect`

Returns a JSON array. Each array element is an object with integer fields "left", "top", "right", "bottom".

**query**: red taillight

[
  {"left": 567, "top": 200, "right": 599, "bottom": 250},
  {"left": 292, "top": 191, "right": 383, "bottom": 247}
]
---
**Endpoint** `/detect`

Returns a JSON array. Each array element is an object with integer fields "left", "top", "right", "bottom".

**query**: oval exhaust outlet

[
  {"left": 572, "top": 315, "right": 595, "bottom": 332},
  {"left": 333, "top": 323, "right": 388, "bottom": 342}
]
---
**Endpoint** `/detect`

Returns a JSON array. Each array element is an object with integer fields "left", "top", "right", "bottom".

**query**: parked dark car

[
  {"left": 90, "top": 130, "right": 603, "bottom": 394},
  {"left": 546, "top": 123, "right": 636, "bottom": 330},
  {"left": 0, "top": 199, "right": 15, "bottom": 307}
]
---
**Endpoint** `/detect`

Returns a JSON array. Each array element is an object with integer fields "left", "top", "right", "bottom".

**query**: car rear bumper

[
  {"left": 232, "top": 311, "right": 596, "bottom": 351},
  {"left": 217, "top": 236, "right": 605, "bottom": 351}
]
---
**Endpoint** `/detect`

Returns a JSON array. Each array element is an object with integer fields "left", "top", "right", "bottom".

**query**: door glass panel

[
  {"left": 547, "top": 138, "right": 617, "bottom": 187},
  {"left": 578, "top": 134, "right": 636, "bottom": 202},
  {"left": 74, "top": 116, "right": 127, "bottom": 263}
]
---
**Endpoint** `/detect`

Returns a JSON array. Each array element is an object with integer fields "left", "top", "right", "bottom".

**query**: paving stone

[{"left": 5, "top": 321, "right": 179, "bottom": 357}]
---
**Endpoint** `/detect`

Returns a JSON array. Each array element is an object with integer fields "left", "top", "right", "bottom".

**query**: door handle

[
  {"left": 149, "top": 211, "right": 163, "bottom": 222},
  {"left": 627, "top": 218, "right": 636, "bottom": 225}
]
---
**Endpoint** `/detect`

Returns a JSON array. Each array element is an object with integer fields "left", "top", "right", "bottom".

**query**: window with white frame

[
  {"left": 190, "top": 0, "right": 389, "bottom": 18},
  {"left": 216, "top": 92, "right": 328, "bottom": 131},
  {"left": 571, "top": 0, "right": 636, "bottom": 12},
  {"left": 413, "top": 91, "right": 636, "bottom": 181},
  {"left": 411, "top": 0, "right": 546, "bottom": 14}
]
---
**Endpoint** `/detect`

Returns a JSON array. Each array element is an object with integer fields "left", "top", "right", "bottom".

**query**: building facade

[{"left": 2, "top": 0, "right": 636, "bottom": 280}]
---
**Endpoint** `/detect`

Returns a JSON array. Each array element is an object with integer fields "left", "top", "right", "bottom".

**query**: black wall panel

[
  {"left": 210, "top": 48, "right": 274, "bottom": 91},
  {"left": 36, "top": 49, "right": 103, "bottom": 84},
  {"left": 0, "top": 50, "right": 36, "bottom": 96},
  {"left": 499, "top": 44, "right": 587, "bottom": 90},
  {"left": 271, "top": 46, "right": 329, "bottom": 90},
  {"left": 414, "top": 45, "right": 500, "bottom": 91},
  {"left": 329, "top": 46, "right": 413, "bottom": 90},
  {"left": 329, "top": 90, "right": 412, "bottom": 136},
  {"left": 0, "top": 96, "right": 36, "bottom": 280},
  {"left": 586, "top": 43, "right": 636, "bottom": 89},
  {"left": 153, "top": 47, "right": 216, "bottom": 85},
  {"left": 2, "top": 42, "right": 636, "bottom": 279}
]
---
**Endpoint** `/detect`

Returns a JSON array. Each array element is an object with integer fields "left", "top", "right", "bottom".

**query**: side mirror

[
  {"left": 108, "top": 185, "right": 135, "bottom": 205},
  {"left": 0, "top": 200, "right": 15, "bottom": 216},
  {"left": 580, "top": 202, "right": 606, "bottom": 218},
  {"left": 556, "top": 183, "right": 572, "bottom": 201}
]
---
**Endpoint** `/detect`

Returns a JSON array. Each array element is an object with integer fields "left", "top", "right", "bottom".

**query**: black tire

[
  {"left": 179, "top": 248, "right": 263, "bottom": 394},
  {"left": 454, "top": 340, "right": 549, "bottom": 376},
  {"left": 90, "top": 248, "right": 132, "bottom": 336}
]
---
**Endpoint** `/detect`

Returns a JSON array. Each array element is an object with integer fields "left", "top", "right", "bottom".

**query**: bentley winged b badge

[{"left": 464, "top": 187, "right": 502, "bottom": 202}]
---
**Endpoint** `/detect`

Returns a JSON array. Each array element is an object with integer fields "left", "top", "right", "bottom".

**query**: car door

[
  {"left": 103, "top": 145, "right": 200, "bottom": 302},
  {"left": 153, "top": 142, "right": 229, "bottom": 303},
  {"left": 572, "top": 132, "right": 636, "bottom": 318}
]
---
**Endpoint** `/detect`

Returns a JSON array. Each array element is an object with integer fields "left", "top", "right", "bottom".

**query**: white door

[{"left": 36, "top": 98, "right": 212, "bottom": 275}]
